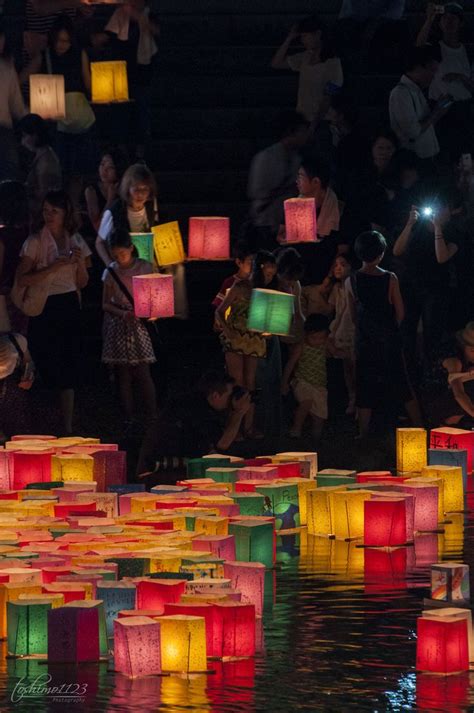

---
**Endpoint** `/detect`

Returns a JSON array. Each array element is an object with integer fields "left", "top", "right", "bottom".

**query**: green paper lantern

[
  {"left": 131, "top": 233, "right": 154, "bottom": 263},
  {"left": 185, "top": 516, "right": 196, "bottom": 531},
  {"left": 106, "top": 557, "right": 150, "bottom": 579},
  {"left": 232, "top": 492, "right": 265, "bottom": 517},
  {"left": 229, "top": 521, "right": 274, "bottom": 568},
  {"left": 7, "top": 600, "right": 52, "bottom": 656},
  {"left": 186, "top": 457, "right": 230, "bottom": 479},
  {"left": 205, "top": 467, "right": 238, "bottom": 485},
  {"left": 26, "top": 481, "right": 63, "bottom": 490},
  {"left": 317, "top": 470, "right": 357, "bottom": 488},
  {"left": 247, "top": 288, "right": 295, "bottom": 336},
  {"left": 255, "top": 483, "right": 300, "bottom": 530}
]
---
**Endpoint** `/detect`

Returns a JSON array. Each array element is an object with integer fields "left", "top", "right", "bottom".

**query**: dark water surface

[{"left": 1, "top": 504, "right": 474, "bottom": 712}]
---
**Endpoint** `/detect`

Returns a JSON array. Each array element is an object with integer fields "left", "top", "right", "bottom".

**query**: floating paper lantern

[
  {"left": 317, "top": 469, "right": 356, "bottom": 487},
  {"left": 42, "top": 582, "right": 88, "bottom": 602},
  {"left": 12, "top": 450, "right": 53, "bottom": 489},
  {"left": 364, "top": 499, "right": 406, "bottom": 547},
  {"left": 131, "top": 233, "right": 154, "bottom": 263},
  {"left": 152, "top": 222, "right": 185, "bottom": 266},
  {"left": 223, "top": 561, "right": 265, "bottom": 617},
  {"left": 205, "top": 468, "right": 239, "bottom": 485},
  {"left": 52, "top": 454, "right": 94, "bottom": 482},
  {"left": 284, "top": 197, "right": 317, "bottom": 243},
  {"left": 276, "top": 452, "right": 318, "bottom": 479},
  {"left": 421, "top": 465, "right": 464, "bottom": 514},
  {"left": 430, "top": 427, "right": 474, "bottom": 473},
  {"left": 91, "top": 60, "right": 128, "bottom": 103},
  {"left": 306, "top": 487, "right": 338, "bottom": 537},
  {"left": 0, "top": 451, "right": 12, "bottom": 489},
  {"left": 0, "top": 583, "right": 42, "bottom": 638},
  {"left": 255, "top": 483, "right": 299, "bottom": 530},
  {"left": 429, "top": 448, "right": 468, "bottom": 489},
  {"left": 7, "top": 599, "right": 52, "bottom": 656},
  {"left": 237, "top": 466, "right": 278, "bottom": 482},
  {"left": 114, "top": 616, "right": 161, "bottom": 678},
  {"left": 423, "top": 608, "right": 474, "bottom": 662},
  {"left": 132, "top": 274, "right": 174, "bottom": 319},
  {"left": 186, "top": 457, "right": 230, "bottom": 479},
  {"left": 96, "top": 582, "right": 136, "bottom": 636},
  {"left": 163, "top": 602, "right": 221, "bottom": 657},
  {"left": 399, "top": 483, "right": 438, "bottom": 532},
  {"left": 331, "top": 490, "right": 372, "bottom": 541},
  {"left": 136, "top": 579, "right": 186, "bottom": 614},
  {"left": 188, "top": 217, "right": 230, "bottom": 260},
  {"left": 356, "top": 471, "right": 393, "bottom": 483},
  {"left": 29, "top": 74, "right": 65, "bottom": 120},
  {"left": 215, "top": 602, "right": 255, "bottom": 658},
  {"left": 48, "top": 603, "right": 100, "bottom": 663},
  {"left": 228, "top": 521, "right": 274, "bottom": 568},
  {"left": 247, "top": 288, "right": 294, "bottom": 336},
  {"left": 417, "top": 616, "right": 469, "bottom": 674},
  {"left": 192, "top": 535, "right": 236, "bottom": 561},
  {"left": 157, "top": 614, "right": 207, "bottom": 672},
  {"left": 231, "top": 493, "right": 264, "bottom": 517},
  {"left": 396, "top": 428, "right": 427, "bottom": 473},
  {"left": 431, "top": 562, "right": 470, "bottom": 603}
]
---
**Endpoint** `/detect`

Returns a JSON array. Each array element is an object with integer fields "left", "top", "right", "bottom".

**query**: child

[
  {"left": 281, "top": 313, "right": 329, "bottom": 442},
  {"left": 327, "top": 254, "right": 356, "bottom": 414},
  {"left": 0, "top": 332, "right": 34, "bottom": 442},
  {"left": 215, "top": 247, "right": 266, "bottom": 438},
  {"left": 346, "top": 230, "right": 421, "bottom": 438},
  {"left": 212, "top": 240, "right": 254, "bottom": 310},
  {"left": 102, "top": 228, "right": 157, "bottom": 430}
]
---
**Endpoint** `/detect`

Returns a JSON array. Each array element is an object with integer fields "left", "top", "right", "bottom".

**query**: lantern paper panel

[
  {"left": 231, "top": 493, "right": 265, "bottom": 517},
  {"left": 421, "top": 465, "right": 464, "bottom": 514},
  {"left": 363, "top": 499, "right": 406, "bottom": 547},
  {"left": 63, "top": 599, "right": 108, "bottom": 658},
  {"left": 192, "top": 535, "right": 236, "bottom": 561},
  {"left": 223, "top": 561, "right": 265, "bottom": 617},
  {"left": 284, "top": 198, "right": 317, "bottom": 243},
  {"left": 47, "top": 605, "right": 100, "bottom": 663},
  {"left": 372, "top": 492, "right": 414, "bottom": 543},
  {"left": 12, "top": 450, "right": 53, "bottom": 489},
  {"left": 157, "top": 615, "right": 207, "bottom": 672},
  {"left": 215, "top": 602, "right": 256, "bottom": 658},
  {"left": 0, "top": 583, "right": 42, "bottom": 638},
  {"left": 317, "top": 469, "right": 356, "bottom": 487},
  {"left": 91, "top": 60, "right": 129, "bottom": 103},
  {"left": 186, "top": 458, "right": 230, "bottom": 479},
  {"left": 423, "top": 607, "right": 474, "bottom": 662},
  {"left": 132, "top": 274, "right": 174, "bottom": 319},
  {"left": 331, "top": 491, "right": 372, "bottom": 541},
  {"left": 228, "top": 521, "right": 274, "bottom": 568},
  {"left": 188, "top": 217, "right": 230, "bottom": 260},
  {"left": 247, "top": 288, "right": 295, "bottom": 337},
  {"left": 356, "top": 471, "right": 393, "bottom": 483},
  {"left": 255, "top": 483, "right": 300, "bottom": 530},
  {"left": 400, "top": 483, "right": 439, "bottom": 532},
  {"left": 430, "top": 427, "right": 474, "bottom": 473},
  {"left": 152, "top": 222, "right": 185, "bottom": 267},
  {"left": 396, "top": 428, "right": 427, "bottom": 473},
  {"left": 52, "top": 454, "right": 94, "bottom": 482},
  {"left": 163, "top": 602, "right": 221, "bottom": 658},
  {"left": 114, "top": 616, "right": 162, "bottom": 678},
  {"left": 407, "top": 475, "right": 445, "bottom": 523},
  {"left": 276, "top": 451, "right": 318, "bottom": 479},
  {"left": 307, "top": 487, "right": 338, "bottom": 537},
  {"left": 96, "top": 582, "right": 137, "bottom": 636},
  {"left": 7, "top": 600, "right": 52, "bottom": 656},
  {"left": 131, "top": 233, "right": 154, "bottom": 264},
  {"left": 416, "top": 616, "right": 469, "bottom": 674},
  {"left": 29, "top": 74, "right": 65, "bottom": 120},
  {"left": 429, "top": 448, "right": 468, "bottom": 489},
  {"left": 431, "top": 563, "right": 470, "bottom": 603},
  {"left": 0, "top": 451, "right": 12, "bottom": 489},
  {"left": 136, "top": 579, "right": 186, "bottom": 614}
]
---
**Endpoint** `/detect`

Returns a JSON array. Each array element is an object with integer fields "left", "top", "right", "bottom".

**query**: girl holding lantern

[
  {"left": 14, "top": 189, "right": 91, "bottom": 435},
  {"left": 101, "top": 227, "right": 157, "bottom": 429}
]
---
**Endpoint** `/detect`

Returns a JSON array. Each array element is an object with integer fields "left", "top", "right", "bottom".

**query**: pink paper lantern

[
  {"left": 114, "top": 616, "right": 162, "bottom": 678},
  {"left": 48, "top": 604, "right": 100, "bottom": 663},
  {"left": 41, "top": 566, "right": 72, "bottom": 584},
  {"left": 188, "top": 217, "right": 230, "bottom": 259},
  {"left": 284, "top": 198, "right": 317, "bottom": 243},
  {"left": 12, "top": 450, "right": 53, "bottom": 488},
  {"left": 237, "top": 467, "right": 278, "bottom": 482},
  {"left": 132, "top": 274, "right": 174, "bottom": 319},
  {"left": 136, "top": 579, "right": 187, "bottom": 614},
  {"left": 223, "top": 561, "right": 265, "bottom": 616},
  {"left": 400, "top": 483, "right": 439, "bottom": 532},
  {"left": 192, "top": 535, "right": 236, "bottom": 561}
]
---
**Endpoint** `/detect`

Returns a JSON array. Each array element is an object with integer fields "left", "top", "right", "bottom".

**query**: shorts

[{"left": 292, "top": 378, "right": 328, "bottom": 420}]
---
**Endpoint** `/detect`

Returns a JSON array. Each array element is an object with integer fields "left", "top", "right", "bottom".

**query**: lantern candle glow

[
  {"left": 396, "top": 428, "right": 427, "bottom": 473},
  {"left": 29, "top": 74, "right": 65, "bottom": 120},
  {"left": 157, "top": 614, "right": 207, "bottom": 672},
  {"left": 152, "top": 222, "right": 185, "bottom": 266},
  {"left": 91, "top": 60, "right": 129, "bottom": 103}
]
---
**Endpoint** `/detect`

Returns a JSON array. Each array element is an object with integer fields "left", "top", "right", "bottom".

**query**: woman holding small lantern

[{"left": 14, "top": 189, "right": 91, "bottom": 435}]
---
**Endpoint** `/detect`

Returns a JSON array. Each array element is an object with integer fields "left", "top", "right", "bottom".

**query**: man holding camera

[{"left": 136, "top": 370, "right": 251, "bottom": 481}]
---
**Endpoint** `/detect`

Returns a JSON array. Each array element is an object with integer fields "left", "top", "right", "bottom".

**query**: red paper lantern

[
  {"left": 136, "top": 579, "right": 187, "bottom": 614},
  {"left": 364, "top": 499, "right": 407, "bottom": 547},
  {"left": 53, "top": 501, "right": 97, "bottom": 518},
  {"left": 188, "top": 217, "right": 230, "bottom": 260},
  {"left": 132, "top": 274, "right": 174, "bottom": 319},
  {"left": 275, "top": 462, "right": 301, "bottom": 478},
  {"left": 215, "top": 602, "right": 256, "bottom": 658},
  {"left": 223, "top": 561, "right": 265, "bottom": 616},
  {"left": 430, "top": 427, "right": 474, "bottom": 473},
  {"left": 163, "top": 601, "right": 222, "bottom": 657},
  {"left": 356, "top": 471, "right": 393, "bottom": 483},
  {"left": 41, "top": 567, "right": 72, "bottom": 584},
  {"left": 235, "top": 481, "right": 261, "bottom": 493},
  {"left": 284, "top": 197, "right": 317, "bottom": 243},
  {"left": 42, "top": 583, "right": 87, "bottom": 603},
  {"left": 12, "top": 450, "right": 53, "bottom": 489},
  {"left": 417, "top": 616, "right": 469, "bottom": 674},
  {"left": 242, "top": 458, "right": 272, "bottom": 467},
  {"left": 155, "top": 499, "right": 198, "bottom": 510}
]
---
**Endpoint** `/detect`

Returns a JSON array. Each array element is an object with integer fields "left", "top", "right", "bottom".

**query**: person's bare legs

[
  {"left": 225, "top": 351, "right": 244, "bottom": 385},
  {"left": 290, "top": 399, "right": 312, "bottom": 437},
  {"left": 59, "top": 388, "right": 74, "bottom": 434}
]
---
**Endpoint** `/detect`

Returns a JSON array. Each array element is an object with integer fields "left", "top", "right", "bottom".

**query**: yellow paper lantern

[
  {"left": 421, "top": 465, "right": 464, "bottom": 514},
  {"left": 396, "top": 428, "right": 427, "bottom": 473},
  {"left": 29, "top": 74, "right": 65, "bottom": 120},
  {"left": 157, "top": 614, "right": 207, "bottom": 672},
  {"left": 194, "top": 516, "right": 228, "bottom": 536},
  {"left": 52, "top": 454, "right": 95, "bottom": 482},
  {"left": 406, "top": 475, "right": 444, "bottom": 522},
  {"left": 330, "top": 490, "right": 372, "bottom": 541},
  {"left": 0, "top": 583, "right": 42, "bottom": 638},
  {"left": 307, "top": 486, "right": 345, "bottom": 537},
  {"left": 91, "top": 61, "right": 129, "bottom": 103},
  {"left": 152, "top": 222, "right": 185, "bottom": 267}
]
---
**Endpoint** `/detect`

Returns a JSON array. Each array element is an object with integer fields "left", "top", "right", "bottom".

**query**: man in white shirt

[
  {"left": 389, "top": 45, "right": 449, "bottom": 160},
  {"left": 248, "top": 111, "right": 309, "bottom": 243}
]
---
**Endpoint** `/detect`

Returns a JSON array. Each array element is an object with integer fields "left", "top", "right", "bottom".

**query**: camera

[{"left": 422, "top": 206, "right": 434, "bottom": 218}]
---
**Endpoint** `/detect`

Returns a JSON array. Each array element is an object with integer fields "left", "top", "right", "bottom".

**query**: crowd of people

[{"left": 1, "top": 1, "right": 474, "bottom": 476}]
